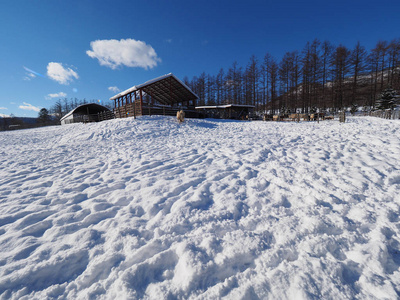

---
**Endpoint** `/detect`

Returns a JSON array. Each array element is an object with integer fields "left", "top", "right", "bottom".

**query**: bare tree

[
  {"left": 320, "top": 40, "right": 334, "bottom": 109},
  {"left": 261, "top": 53, "right": 276, "bottom": 112},
  {"left": 301, "top": 41, "right": 312, "bottom": 112},
  {"left": 215, "top": 68, "right": 225, "bottom": 105},
  {"left": 350, "top": 41, "right": 368, "bottom": 105},
  {"left": 269, "top": 58, "right": 279, "bottom": 114},
  {"left": 387, "top": 39, "right": 400, "bottom": 89},
  {"left": 331, "top": 45, "right": 351, "bottom": 109},
  {"left": 206, "top": 74, "right": 216, "bottom": 105},
  {"left": 279, "top": 52, "right": 291, "bottom": 111},
  {"left": 245, "top": 55, "right": 259, "bottom": 108}
]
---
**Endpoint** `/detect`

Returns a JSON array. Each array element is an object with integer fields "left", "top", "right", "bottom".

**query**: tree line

[{"left": 183, "top": 39, "right": 400, "bottom": 114}]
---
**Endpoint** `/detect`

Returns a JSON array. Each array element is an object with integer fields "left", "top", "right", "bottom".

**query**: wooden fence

[
  {"left": 97, "top": 110, "right": 116, "bottom": 121},
  {"left": 368, "top": 110, "right": 400, "bottom": 120},
  {"left": 62, "top": 111, "right": 115, "bottom": 124},
  {"left": 114, "top": 104, "right": 201, "bottom": 119}
]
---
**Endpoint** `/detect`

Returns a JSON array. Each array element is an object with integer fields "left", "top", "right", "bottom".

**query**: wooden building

[
  {"left": 110, "top": 73, "right": 199, "bottom": 118},
  {"left": 60, "top": 103, "right": 114, "bottom": 125},
  {"left": 195, "top": 104, "right": 255, "bottom": 120}
]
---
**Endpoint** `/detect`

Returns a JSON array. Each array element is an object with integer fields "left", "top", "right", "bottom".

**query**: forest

[{"left": 183, "top": 39, "right": 400, "bottom": 114}]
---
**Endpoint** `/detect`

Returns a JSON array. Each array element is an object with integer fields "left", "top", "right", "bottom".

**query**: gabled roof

[
  {"left": 60, "top": 103, "right": 110, "bottom": 121},
  {"left": 110, "top": 73, "right": 198, "bottom": 105}
]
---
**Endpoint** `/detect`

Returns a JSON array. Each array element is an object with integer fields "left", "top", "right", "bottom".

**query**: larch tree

[
  {"left": 331, "top": 45, "right": 351, "bottom": 109},
  {"left": 350, "top": 41, "right": 368, "bottom": 105}
]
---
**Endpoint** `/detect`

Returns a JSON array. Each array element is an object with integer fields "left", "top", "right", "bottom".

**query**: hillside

[{"left": 0, "top": 116, "right": 399, "bottom": 299}]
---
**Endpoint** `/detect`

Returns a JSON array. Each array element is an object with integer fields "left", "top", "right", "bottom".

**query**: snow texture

[{"left": 0, "top": 116, "right": 400, "bottom": 299}]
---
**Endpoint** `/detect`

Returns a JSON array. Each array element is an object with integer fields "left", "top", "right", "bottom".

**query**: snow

[{"left": 0, "top": 116, "right": 399, "bottom": 299}]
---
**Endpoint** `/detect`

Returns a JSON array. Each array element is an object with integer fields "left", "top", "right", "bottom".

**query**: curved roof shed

[{"left": 60, "top": 103, "right": 112, "bottom": 125}]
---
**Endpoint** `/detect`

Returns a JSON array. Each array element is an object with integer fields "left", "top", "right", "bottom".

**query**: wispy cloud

[
  {"left": 108, "top": 86, "right": 120, "bottom": 93},
  {"left": 47, "top": 62, "right": 79, "bottom": 85},
  {"left": 0, "top": 107, "right": 7, "bottom": 110},
  {"left": 23, "top": 66, "right": 44, "bottom": 77},
  {"left": 19, "top": 102, "right": 41, "bottom": 112},
  {"left": 165, "top": 39, "right": 173, "bottom": 44},
  {"left": 23, "top": 73, "right": 36, "bottom": 81},
  {"left": 86, "top": 38, "right": 161, "bottom": 70},
  {"left": 46, "top": 92, "right": 67, "bottom": 100},
  {"left": 23, "top": 66, "right": 45, "bottom": 81}
]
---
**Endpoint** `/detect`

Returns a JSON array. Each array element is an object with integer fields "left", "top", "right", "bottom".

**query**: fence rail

[
  {"left": 368, "top": 110, "right": 400, "bottom": 120},
  {"left": 63, "top": 111, "right": 115, "bottom": 124},
  {"left": 113, "top": 104, "right": 200, "bottom": 119}
]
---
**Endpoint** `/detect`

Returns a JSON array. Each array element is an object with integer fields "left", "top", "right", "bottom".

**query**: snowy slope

[{"left": 0, "top": 116, "right": 399, "bottom": 299}]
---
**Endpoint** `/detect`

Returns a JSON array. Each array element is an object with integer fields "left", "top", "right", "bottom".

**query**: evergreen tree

[
  {"left": 38, "top": 108, "right": 51, "bottom": 124},
  {"left": 375, "top": 87, "right": 397, "bottom": 110}
]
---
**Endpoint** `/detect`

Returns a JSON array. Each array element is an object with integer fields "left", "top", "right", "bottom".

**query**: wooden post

[
  {"left": 128, "top": 93, "right": 132, "bottom": 117},
  {"left": 339, "top": 111, "right": 346, "bottom": 123},
  {"left": 140, "top": 89, "right": 143, "bottom": 116},
  {"left": 133, "top": 91, "right": 136, "bottom": 119},
  {"left": 169, "top": 76, "right": 173, "bottom": 109},
  {"left": 117, "top": 98, "right": 121, "bottom": 118}
]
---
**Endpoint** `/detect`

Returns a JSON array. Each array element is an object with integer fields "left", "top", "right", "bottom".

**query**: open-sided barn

[
  {"left": 109, "top": 73, "right": 199, "bottom": 118},
  {"left": 195, "top": 104, "right": 255, "bottom": 120}
]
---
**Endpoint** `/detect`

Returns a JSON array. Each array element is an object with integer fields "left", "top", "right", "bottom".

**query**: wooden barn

[
  {"left": 60, "top": 103, "right": 114, "bottom": 125},
  {"left": 110, "top": 73, "right": 199, "bottom": 118},
  {"left": 195, "top": 104, "right": 255, "bottom": 120}
]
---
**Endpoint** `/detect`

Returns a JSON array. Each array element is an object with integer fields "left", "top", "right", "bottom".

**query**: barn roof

[
  {"left": 110, "top": 73, "right": 198, "bottom": 105},
  {"left": 60, "top": 103, "right": 110, "bottom": 121}
]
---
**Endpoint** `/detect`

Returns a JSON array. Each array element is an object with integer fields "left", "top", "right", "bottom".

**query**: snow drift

[{"left": 0, "top": 116, "right": 399, "bottom": 299}]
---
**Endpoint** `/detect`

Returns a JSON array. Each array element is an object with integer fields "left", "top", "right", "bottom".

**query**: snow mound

[{"left": 0, "top": 116, "right": 399, "bottom": 299}]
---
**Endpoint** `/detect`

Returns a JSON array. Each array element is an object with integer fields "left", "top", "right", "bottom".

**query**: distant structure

[
  {"left": 60, "top": 103, "right": 114, "bottom": 125},
  {"left": 195, "top": 104, "right": 255, "bottom": 120},
  {"left": 110, "top": 73, "right": 199, "bottom": 118}
]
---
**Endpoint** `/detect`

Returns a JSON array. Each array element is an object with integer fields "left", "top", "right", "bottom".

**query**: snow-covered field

[{"left": 0, "top": 116, "right": 399, "bottom": 299}]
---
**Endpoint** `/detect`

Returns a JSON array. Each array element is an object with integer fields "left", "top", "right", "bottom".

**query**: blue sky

[{"left": 1, "top": 0, "right": 399, "bottom": 117}]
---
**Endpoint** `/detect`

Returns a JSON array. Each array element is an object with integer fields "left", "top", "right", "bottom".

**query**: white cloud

[
  {"left": 0, "top": 107, "right": 7, "bottom": 110},
  {"left": 46, "top": 92, "right": 67, "bottom": 100},
  {"left": 108, "top": 86, "right": 120, "bottom": 93},
  {"left": 86, "top": 38, "right": 161, "bottom": 70},
  {"left": 47, "top": 62, "right": 79, "bottom": 85},
  {"left": 19, "top": 102, "right": 41, "bottom": 112}
]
